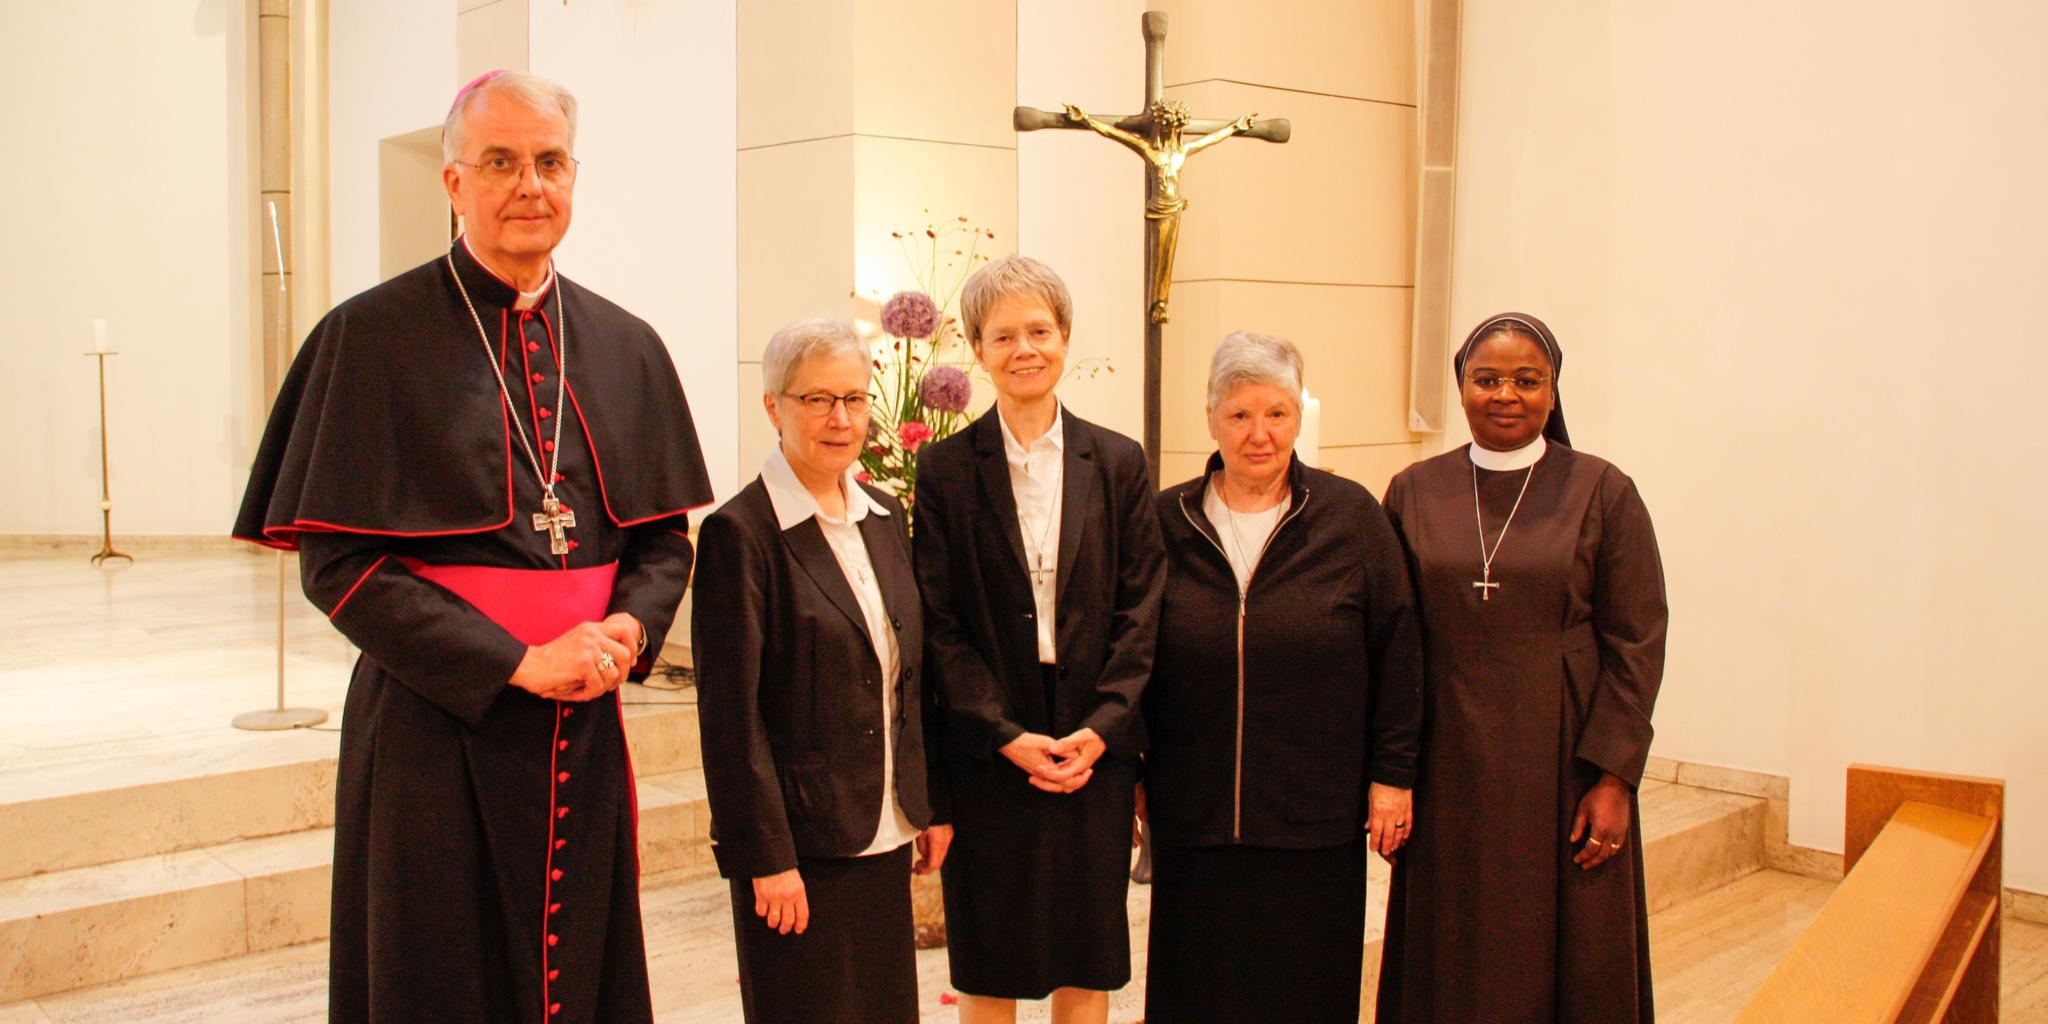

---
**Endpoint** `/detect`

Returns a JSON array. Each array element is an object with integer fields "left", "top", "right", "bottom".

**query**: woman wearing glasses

[
  {"left": 692, "top": 318, "right": 950, "bottom": 1023},
  {"left": 912, "top": 256, "right": 1166, "bottom": 1024},
  {"left": 1376, "top": 313, "right": 1668, "bottom": 1024}
]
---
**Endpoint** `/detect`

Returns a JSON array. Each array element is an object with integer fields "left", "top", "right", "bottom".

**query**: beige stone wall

[
  {"left": 736, "top": 0, "right": 1018, "bottom": 484},
  {"left": 1153, "top": 0, "right": 1427, "bottom": 494}
]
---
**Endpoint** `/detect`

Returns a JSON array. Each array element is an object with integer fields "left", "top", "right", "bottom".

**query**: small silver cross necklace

[{"left": 1470, "top": 460, "right": 1536, "bottom": 602}]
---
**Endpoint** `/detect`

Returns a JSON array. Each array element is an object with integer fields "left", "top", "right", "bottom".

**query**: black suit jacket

[
  {"left": 912, "top": 407, "right": 1166, "bottom": 762},
  {"left": 691, "top": 477, "right": 940, "bottom": 879}
]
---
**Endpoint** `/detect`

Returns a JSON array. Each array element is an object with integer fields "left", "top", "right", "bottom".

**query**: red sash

[{"left": 401, "top": 559, "right": 618, "bottom": 644}]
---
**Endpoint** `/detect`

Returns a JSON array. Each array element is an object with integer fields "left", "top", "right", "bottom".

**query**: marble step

[
  {"left": 0, "top": 766, "right": 710, "bottom": 1005},
  {"left": 0, "top": 696, "right": 698, "bottom": 883}
]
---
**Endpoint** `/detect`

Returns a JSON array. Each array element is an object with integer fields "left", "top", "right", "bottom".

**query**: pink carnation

[
  {"left": 899, "top": 420, "right": 935, "bottom": 451},
  {"left": 855, "top": 471, "right": 872, "bottom": 483},
  {"left": 881, "top": 290, "right": 940, "bottom": 339}
]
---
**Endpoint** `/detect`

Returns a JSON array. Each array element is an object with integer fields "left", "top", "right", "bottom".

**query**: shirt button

[
  {"left": 547, "top": 933, "right": 559, "bottom": 947},
  {"left": 551, "top": 868, "right": 564, "bottom": 881},
  {"left": 561, "top": 707, "right": 574, "bottom": 718},
  {"left": 555, "top": 838, "right": 568, "bottom": 850},
  {"left": 549, "top": 902, "right": 562, "bottom": 915},
  {"left": 567, "top": 540, "right": 580, "bottom": 550},
  {"left": 549, "top": 1004, "right": 561, "bottom": 1017},
  {"left": 539, "top": 407, "right": 552, "bottom": 419},
  {"left": 532, "top": 372, "right": 545, "bottom": 383},
  {"left": 558, "top": 806, "right": 570, "bottom": 819},
  {"left": 553, "top": 472, "right": 566, "bottom": 483},
  {"left": 543, "top": 440, "right": 556, "bottom": 452},
  {"left": 558, "top": 772, "right": 571, "bottom": 783},
  {"left": 548, "top": 969, "right": 560, "bottom": 981},
  {"left": 527, "top": 341, "right": 540, "bottom": 352},
  {"left": 558, "top": 739, "right": 569, "bottom": 751}
]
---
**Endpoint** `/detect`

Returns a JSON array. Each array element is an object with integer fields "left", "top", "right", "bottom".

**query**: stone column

[
  {"left": 736, "top": 0, "right": 1019, "bottom": 479},
  {"left": 1152, "top": 0, "right": 1433, "bottom": 493}
]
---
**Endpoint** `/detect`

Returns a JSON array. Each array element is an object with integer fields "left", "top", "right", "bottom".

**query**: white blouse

[
  {"left": 1203, "top": 473, "right": 1292, "bottom": 592},
  {"left": 999, "top": 406, "right": 1065, "bottom": 664}
]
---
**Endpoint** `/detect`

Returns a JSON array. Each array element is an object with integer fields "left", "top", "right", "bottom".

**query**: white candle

[
  {"left": 1297, "top": 388, "right": 1322, "bottom": 470},
  {"left": 91, "top": 318, "right": 109, "bottom": 354}
]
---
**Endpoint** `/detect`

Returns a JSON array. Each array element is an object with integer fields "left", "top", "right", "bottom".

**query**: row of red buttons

[{"left": 545, "top": 703, "right": 574, "bottom": 1017}]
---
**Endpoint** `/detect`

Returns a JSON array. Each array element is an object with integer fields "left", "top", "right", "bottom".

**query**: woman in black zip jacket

[{"left": 1140, "top": 331, "right": 1425, "bottom": 1024}]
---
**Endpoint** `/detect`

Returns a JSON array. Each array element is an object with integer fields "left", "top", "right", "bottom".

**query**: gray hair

[
  {"left": 761, "top": 317, "right": 872, "bottom": 396},
  {"left": 1207, "top": 331, "right": 1305, "bottom": 411},
  {"left": 442, "top": 71, "right": 580, "bottom": 162},
  {"left": 960, "top": 255, "right": 1074, "bottom": 347}
]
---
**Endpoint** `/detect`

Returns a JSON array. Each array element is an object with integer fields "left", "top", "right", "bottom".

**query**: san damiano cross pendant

[
  {"left": 1473, "top": 566, "right": 1500, "bottom": 601},
  {"left": 534, "top": 494, "right": 576, "bottom": 555}
]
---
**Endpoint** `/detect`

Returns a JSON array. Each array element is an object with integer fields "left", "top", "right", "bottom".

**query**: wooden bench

[{"left": 1737, "top": 765, "right": 2003, "bottom": 1023}]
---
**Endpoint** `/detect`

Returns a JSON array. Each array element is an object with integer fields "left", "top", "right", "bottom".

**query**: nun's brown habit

[{"left": 1376, "top": 312, "right": 1668, "bottom": 1023}]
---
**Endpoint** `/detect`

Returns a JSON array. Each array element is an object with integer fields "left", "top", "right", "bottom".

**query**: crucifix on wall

[{"left": 1014, "top": 10, "right": 1291, "bottom": 481}]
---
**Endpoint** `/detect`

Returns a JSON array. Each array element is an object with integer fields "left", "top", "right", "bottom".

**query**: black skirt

[
  {"left": 940, "top": 716, "right": 1138, "bottom": 999},
  {"left": 1144, "top": 840, "right": 1368, "bottom": 1023},
  {"left": 727, "top": 843, "right": 918, "bottom": 1023}
]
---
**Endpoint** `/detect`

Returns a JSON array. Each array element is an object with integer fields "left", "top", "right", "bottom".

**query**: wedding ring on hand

[
  {"left": 598, "top": 652, "right": 618, "bottom": 673},
  {"left": 1605, "top": 840, "right": 1622, "bottom": 850}
]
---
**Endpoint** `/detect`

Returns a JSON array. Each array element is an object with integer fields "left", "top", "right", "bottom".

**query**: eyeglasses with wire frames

[
  {"left": 1464, "top": 372, "right": 1552, "bottom": 396},
  {"left": 451, "top": 154, "right": 580, "bottom": 188},
  {"left": 780, "top": 391, "right": 872, "bottom": 418}
]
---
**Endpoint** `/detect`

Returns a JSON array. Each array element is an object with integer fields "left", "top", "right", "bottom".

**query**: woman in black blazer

[
  {"left": 692, "top": 317, "right": 950, "bottom": 1024},
  {"left": 913, "top": 256, "right": 1166, "bottom": 1024}
]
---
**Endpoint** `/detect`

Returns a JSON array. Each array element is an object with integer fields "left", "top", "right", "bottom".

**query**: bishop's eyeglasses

[
  {"left": 782, "top": 391, "right": 872, "bottom": 417},
  {"left": 453, "top": 154, "right": 580, "bottom": 188},
  {"left": 1464, "top": 373, "right": 1551, "bottom": 395}
]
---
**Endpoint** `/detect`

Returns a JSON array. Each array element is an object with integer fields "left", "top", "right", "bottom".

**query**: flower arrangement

[{"left": 856, "top": 216, "right": 994, "bottom": 509}]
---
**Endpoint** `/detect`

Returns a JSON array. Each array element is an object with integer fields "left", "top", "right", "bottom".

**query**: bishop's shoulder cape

[{"left": 233, "top": 244, "right": 712, "bottom": 548}]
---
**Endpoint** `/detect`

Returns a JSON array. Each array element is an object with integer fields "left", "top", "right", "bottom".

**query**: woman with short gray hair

[
  {"left": 693, "top": 317, "right": 951, "bottom": 1022},
  {"left": 1140, "top": 331, "right": 1424, "bottom": 1022}
]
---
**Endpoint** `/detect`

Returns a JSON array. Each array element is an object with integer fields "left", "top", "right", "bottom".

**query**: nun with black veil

[{"left": 1376, "top": 312, "right": 1669, "bottom": 1024}]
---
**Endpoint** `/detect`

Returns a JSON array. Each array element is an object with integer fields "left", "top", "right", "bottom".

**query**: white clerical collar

[
  {"left": 462, "top": 236, "right": 555, "bottom": 310},
  {"left": 997, "top": 403, "right": 1065, "bottom": 460},
  {"left": 761, "top": 443, "right": 889, "bottom": 531},
  {"left": 1468, "top": 435, "right": 1547, "bottom": 471}
]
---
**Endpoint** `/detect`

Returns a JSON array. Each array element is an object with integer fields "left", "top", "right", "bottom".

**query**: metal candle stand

[{"left": 85, "top": 351, "right": 133, "bottom": 566}]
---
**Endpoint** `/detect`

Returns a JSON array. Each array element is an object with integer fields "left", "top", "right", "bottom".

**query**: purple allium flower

[
  {"left": 881, "top": 290, "right": 940, "bottom": 339},
  {"left": 921, "top": 365, "right": 972, "bottom": 414}
]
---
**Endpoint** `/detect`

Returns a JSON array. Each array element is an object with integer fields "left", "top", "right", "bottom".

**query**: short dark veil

[{"left": 1453, "top": 312, "right": 1571, "bottom": 447}]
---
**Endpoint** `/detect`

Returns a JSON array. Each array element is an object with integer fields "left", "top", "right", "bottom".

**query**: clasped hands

[
  {"left": 999, "top": 727, "right": 1106, "bottom": 794},
  {"left": 508, "top": 612, "right": 644, "bottom": 702}
]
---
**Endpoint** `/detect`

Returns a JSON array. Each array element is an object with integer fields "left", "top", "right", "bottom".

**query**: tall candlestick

[
  {"left": 85, "top": 350, "right": 132, "bottom": 566},
  {"left": 91, "top": 318, "right": 109, "bottom": 354}
]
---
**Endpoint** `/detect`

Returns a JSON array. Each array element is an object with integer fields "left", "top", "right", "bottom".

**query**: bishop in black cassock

[{"left": 233, "top": 71, "right": 712, "bottom": 1024}]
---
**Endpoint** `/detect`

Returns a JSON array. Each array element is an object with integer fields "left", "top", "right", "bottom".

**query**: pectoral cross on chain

[
  {"left": 1029, "top": 553, "right": 1056, "bottom": 589},
  {"left": 534, "top": 494, "right": 576, "bottom": 556},
  {"left": 1473, "top": 568, "right": 1501, "bottom": 601}
]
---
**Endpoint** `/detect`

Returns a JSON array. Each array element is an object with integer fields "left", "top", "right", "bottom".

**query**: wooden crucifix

[{"left": 1014, "top": 10, "right": 1291, "bottom": 481}]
